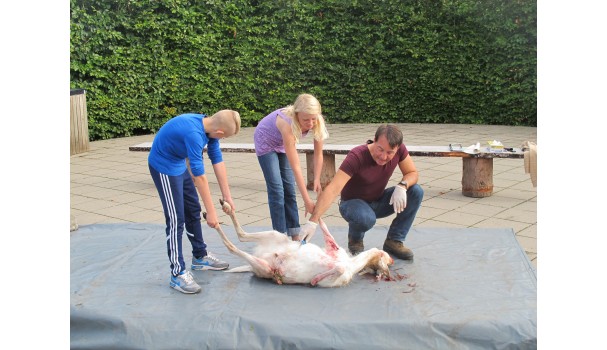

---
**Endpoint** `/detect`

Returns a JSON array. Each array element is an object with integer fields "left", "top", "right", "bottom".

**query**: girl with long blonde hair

[{"left": 253, "top": 94, "right": 329, "bottom": 240}]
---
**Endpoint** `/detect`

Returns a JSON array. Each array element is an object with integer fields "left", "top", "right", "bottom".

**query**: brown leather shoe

[
  {"left": 383, "top": 239, "right": 414, "bottom": 260},
  {"left": 348, "top": 239, "right": 364, "bottom": 255}
]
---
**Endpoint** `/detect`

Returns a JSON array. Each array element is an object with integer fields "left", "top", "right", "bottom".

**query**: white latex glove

[
  {"left": 300, "top": 221, "right": 318, "bottom": 244},
  {"left": 389, "top": 185, "right": 408, "bottom": 214}
]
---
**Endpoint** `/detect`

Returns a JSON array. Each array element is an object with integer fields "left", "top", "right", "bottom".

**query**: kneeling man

[{"left": 301, "top": 124, "right": 423, "bottom": 260}]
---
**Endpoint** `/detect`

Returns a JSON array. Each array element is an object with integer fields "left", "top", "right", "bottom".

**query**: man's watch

[{"left": 398, "top": 180, "right": 408, "bottom": 189}]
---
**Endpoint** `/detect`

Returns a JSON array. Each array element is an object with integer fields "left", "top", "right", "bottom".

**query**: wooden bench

[{"left": 130, "top": 142, "right": 524, "bottom": 198}]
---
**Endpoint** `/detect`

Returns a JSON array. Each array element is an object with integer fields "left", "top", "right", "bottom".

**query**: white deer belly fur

[
  {"left": 211, "top": 199, "right": 393, "bottom": 287},
  {"left": 252, "top": 241, "right": 354, "bottom": 286}
]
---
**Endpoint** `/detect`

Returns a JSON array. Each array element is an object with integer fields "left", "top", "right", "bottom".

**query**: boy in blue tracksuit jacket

[{"left": 148, "top": 109, "right": 241, "bottom": 294}]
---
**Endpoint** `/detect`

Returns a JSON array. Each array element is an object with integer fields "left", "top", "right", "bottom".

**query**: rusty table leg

[{"left": 462, "top": 158, "right": 493, "bottom": 197}]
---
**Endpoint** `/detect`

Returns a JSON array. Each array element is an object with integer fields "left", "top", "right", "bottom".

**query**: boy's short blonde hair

[{"left": 211, "top": 109, "right": 241, "bottom": 136}]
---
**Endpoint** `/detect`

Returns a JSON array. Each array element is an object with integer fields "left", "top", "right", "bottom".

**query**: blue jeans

[
  {"left": 339, "top": 184, "right": 424, "bottom": 242},
  {"left": 149, "top": 164, "right": 208, "bottom": 276},
  {"left": 257, "top": 152, "right": 300, "bottom": 236}
]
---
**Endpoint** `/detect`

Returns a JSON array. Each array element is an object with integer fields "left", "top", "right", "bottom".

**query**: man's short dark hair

[{"left": 374, "top": 124, "right": 403, "bottom": 148}]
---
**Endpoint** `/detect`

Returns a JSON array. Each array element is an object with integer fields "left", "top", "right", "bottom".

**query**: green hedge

[{"left": 70, "top": 0, "right": 536, "bottom": 140}]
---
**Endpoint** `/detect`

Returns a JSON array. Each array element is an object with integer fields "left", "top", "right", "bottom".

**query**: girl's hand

[
  {"left": 313, "top": 180, "right": 323, "bottom": 194},
  {"left": 304, "top": 200, "right": 316, "bottom": 217}
]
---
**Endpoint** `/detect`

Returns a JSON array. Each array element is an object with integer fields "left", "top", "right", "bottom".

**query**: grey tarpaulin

[{"left": 70, "top": 223, "right": 537, "bottom": 349}]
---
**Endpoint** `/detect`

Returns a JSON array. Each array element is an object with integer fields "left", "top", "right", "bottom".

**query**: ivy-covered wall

[{"left": 70, "top": 0, "right": 536, "bottom": 140}]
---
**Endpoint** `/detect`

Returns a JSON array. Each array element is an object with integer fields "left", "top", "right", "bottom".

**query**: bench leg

[
  {"left": 461, "top": 158, "right": 493, "bottom": 198},
  {"left": 306, "top": 153, "right": 336, "bottom": 190}
]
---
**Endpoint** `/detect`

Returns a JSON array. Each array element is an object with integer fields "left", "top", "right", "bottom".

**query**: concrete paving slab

[{"left": 70, "top": 123, "right": 537, "bottom": 268}]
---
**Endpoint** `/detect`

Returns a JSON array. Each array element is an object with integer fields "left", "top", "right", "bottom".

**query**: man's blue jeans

[
  {"left": 338, "top": 184, "right": 424, "bottom": 242},
  {"left": 257, "top": 152, "right": 300, "bottom": 236}
]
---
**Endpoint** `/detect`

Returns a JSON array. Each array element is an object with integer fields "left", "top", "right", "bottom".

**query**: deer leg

[
  {"left": 212, "top": 223, "right": 274, "bottom": 278},
  {"left": 319, "top": 219, "right": 340, "bottom": 258},
  {"left": 220, "top": 199, "right": 289, "bottom": 243},
  {"left": 311, "top": 265, "right": 345, "bottom": 286}
]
